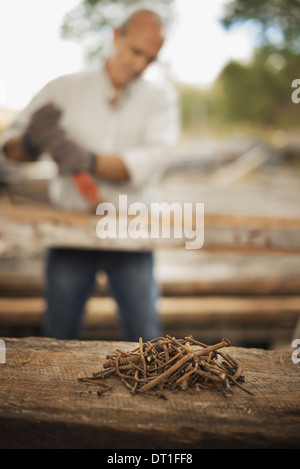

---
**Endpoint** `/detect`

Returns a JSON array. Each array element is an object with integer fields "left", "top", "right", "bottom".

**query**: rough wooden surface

[
  {"left": 0, "top": 296, "right": 298, "bottom": 347},
  {"left": 2, "top": 250, "right": 300, "bottom": 297},
  {"left": 1, "top": 244, "right": 299, "bottom": 347},
  {"left": 1, "top": 199, "right": 300, "bottom": 253},
  {"left": 0, "top": 336, "right": 299, "bottom": 449}
]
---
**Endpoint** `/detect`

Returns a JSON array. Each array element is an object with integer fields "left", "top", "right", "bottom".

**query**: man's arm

[
  {"left": 2, "top": 112, "right": 130, "bottom": 183},
  {"left": 2, "top": 103, "right": 63, "bottom": 163},
  {"left": 2, "top": 79, "right": 180, "bottom": 185},
  {"left": 94, "top": 154, "right": 130, "bottom": 181},
  {"left": 2, "top": 136, "right": 29, "bottom": 162}
]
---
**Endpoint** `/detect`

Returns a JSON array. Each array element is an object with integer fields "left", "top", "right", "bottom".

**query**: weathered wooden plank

[
  {"left": 209, "top": 143, "right": 271, "bottom": 188},
  {"left": 0, "top": 296, "right": 299, "bottom": 325},
  {"left": 0, "top": 296, "right": 298, "bottom": 346},
  {"left": 0, "top": 337, "right": 299, "bottom": 449},
  {"left": 1, "top": 200, "right": 300, "bottom": 253},
  {"left": 1, "top": 269, "right": 300, "bottom": 297}
]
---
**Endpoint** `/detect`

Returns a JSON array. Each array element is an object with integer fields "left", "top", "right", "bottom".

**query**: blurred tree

[
  {"left": 217, "top": 45, "right": 300, "bottom": 127},
  {"left": 179, "top": 84, "right": 223, "bottom": 136},
  {"left": 61, "top": 0, "right": 174, "bottom": 64},
  {"left": 220, "top": 0, "right": 300, "bottom": 53},
  {"left": 216, "top": 1, "right": 300, "bottom": 129}
]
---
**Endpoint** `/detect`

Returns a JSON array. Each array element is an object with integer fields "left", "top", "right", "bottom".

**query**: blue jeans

[{"left": 42, "top": 248, "right": 161, "bottom": 341}]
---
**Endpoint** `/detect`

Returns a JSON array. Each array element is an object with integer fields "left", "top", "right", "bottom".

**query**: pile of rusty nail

[{"left": 78, "top": 335, "right": 253, "bottom": 398}]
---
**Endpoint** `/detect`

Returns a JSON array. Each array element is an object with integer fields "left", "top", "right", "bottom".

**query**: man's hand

[
  {"left": 22, "top": 103, "right": 96, "bottom": 175},
  {"left": 50, "top": 138, "right": 97, "bottom": 175},
  {"left": 3, "top": 136, "right": 28, "bottom": 162},
  {"left": 22, "top": 104, "right": 64, "bottom": 160}
]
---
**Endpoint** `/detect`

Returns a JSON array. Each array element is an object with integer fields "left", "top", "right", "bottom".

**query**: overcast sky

[{"left": 0, "top": 0, "right": 255, "bottom": 110}]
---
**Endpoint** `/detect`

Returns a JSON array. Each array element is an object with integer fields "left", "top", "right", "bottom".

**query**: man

[{"left": 0, "top": 6, "right": 180, "bottom": 341}]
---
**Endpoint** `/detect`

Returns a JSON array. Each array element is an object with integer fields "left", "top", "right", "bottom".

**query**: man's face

[{"left": 107, "top": 14, "right": 165, "bottom": 88}]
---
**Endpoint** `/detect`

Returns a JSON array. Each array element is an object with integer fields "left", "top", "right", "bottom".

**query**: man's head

[{"left": 106, "top": 7, "right": 166, "bottom": 89}]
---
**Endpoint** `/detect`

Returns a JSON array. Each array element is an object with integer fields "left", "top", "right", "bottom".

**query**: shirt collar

[{"left": 99, "top": 61, "right": 141, "bottom": 107}]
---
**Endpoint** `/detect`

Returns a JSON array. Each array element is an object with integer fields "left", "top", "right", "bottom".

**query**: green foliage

[
  {"left": 221, "top": 0, "right": 300, "bottom": 52},
  {"left": 59, "top": 0, "right": 299, "bottom": 133},
  {"left": 61, "top": 0, "right": 174, "bottom": 64},
  {"left": 216, "top": 46, "right": 300, "bottom": 127},
  {"left": 178, "top": 45, "right": 300, "bottom": 135},
  {"left": 215, "top": 1, "right": 300, "bottom": 130},
  {"left": 178, "top": 84, "right": 224, "bottom": 136}
]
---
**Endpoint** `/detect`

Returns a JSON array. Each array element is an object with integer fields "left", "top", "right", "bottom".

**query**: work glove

[
  {"left": 22, "top": 103, "right": 97, "bottom": 175},
  {"left": 22, "top": 104, "right": 64, "bottom": 160},
  {"left": 50, "top": 137, "right": 97, "bottom": 175}
]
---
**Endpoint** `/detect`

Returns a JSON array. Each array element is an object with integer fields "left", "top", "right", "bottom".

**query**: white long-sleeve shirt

[{"left": 0, "top": 64, "right": 180, "bottom": 211}]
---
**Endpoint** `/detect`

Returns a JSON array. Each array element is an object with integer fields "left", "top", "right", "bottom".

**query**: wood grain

[
  {"left": 0, "top": 337, "right": 299, "bottom": 449},
  {"left": 1, "top": 200, "right": 300, "bottom": 253}
]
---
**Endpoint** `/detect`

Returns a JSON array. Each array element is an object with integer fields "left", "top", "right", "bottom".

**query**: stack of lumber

[
  {"left": 0, "top": 199, "right": 299, "bottom": 348},
  {"left": 1, "top": 156, "right": 300, "bottom": 348}
]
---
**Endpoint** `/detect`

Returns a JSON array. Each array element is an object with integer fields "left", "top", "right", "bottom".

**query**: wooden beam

[
  {"left": 209, "top": 143, "right": 271, "bottom": 188},
  {"left": 1, "top": 271, "right": 300, "bottom": 297},
  {"left": 0, "top": 337, "right": 299, "bottom": 449},
  {"left": 1, "top": 200, "right": 300, "bottom": 253},
  {"left": 0, "top": 295, "right": 299, "bottom": 328}
]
